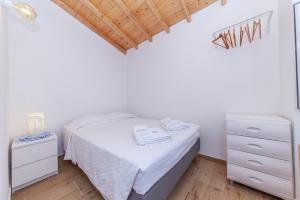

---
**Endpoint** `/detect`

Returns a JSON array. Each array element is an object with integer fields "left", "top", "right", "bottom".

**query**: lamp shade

[
  {"left": 27, "top": 113, "right": 44, "bottom": 134},
  {"left": 13, "top": 2, "right": 37, "bottom": 20},
  {"left": 0, "top": 0, "right": 37, "bottom": 20}
]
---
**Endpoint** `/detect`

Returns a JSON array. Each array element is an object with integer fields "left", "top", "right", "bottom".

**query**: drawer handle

[
  {"left": 246, "top": 127, "right": 262, "bottom": 132},
  {"left": 248, "top": 160, "right": 263, "bottom": 166},
  {"left": 249, "top": 176, "right": 264, "bottom": 184},
  {"left": 247, "top": 144, "right": 263, "bottom": 149}
]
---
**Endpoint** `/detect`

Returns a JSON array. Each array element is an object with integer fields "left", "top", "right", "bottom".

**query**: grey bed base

[{"left": 128, "top": 138, "right": 200, "bottom": 200}]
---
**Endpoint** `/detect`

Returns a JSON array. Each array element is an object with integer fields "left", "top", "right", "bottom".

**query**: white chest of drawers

[
  {"left": 11, "top": 134, "right": 58, "bottom": 193},
  {"left": 226, "top": 114, "right": 294, "bottom": 200}
]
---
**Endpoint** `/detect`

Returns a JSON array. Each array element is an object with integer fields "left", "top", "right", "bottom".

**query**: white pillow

[
  {"left": 65, "top": 112, "right": 136, "bottom": 130},
  {"left": 104, "top": 112, "right": 136, "bottom": 120},
  {"left": 63, "top": 112, "right": 136, "bottom": 151},
  {"left": 64, "top": 114, "right": 105, "bottom": 130}
]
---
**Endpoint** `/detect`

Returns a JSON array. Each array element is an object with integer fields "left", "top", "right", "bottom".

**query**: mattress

[
  {"left": 63, "top": 113, "right": 200, "bottom": 200},
  {"left": 128, "top": 139, "right": 200, "bottom": 200}
]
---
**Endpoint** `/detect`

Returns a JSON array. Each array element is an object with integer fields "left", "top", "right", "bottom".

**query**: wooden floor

[{"left": 12, "top": 156, "right": 279, "bottom": 200}]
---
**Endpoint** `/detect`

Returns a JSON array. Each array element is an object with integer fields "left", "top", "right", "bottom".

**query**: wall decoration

[
  {"left": 294, "top": 3, "right": 300, "bottom": 109},
  {"left": 212, "top": 10, "right": 273, "bottom": 50}
]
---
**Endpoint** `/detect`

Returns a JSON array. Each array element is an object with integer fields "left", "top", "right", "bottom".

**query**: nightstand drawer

[
  {"left": 12, "top": 139, "right": 57, "bottom": 168},
  {"left": 12, "top": 156, "right": 58, "bottom": 188}
]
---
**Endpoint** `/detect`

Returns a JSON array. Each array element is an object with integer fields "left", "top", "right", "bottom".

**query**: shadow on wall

[{"left": 7, "top": 11, "right": 39, "bottom": 32}]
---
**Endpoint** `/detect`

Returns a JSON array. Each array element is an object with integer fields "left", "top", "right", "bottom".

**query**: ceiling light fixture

[{"left": 0, "top": 0, "right": 37, "bottom": 20}]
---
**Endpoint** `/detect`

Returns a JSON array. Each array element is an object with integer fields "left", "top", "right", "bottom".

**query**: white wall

[
  {"left": 127, "top": 0, "right": 281, "bottom": 160},
  {"left": 0, "top": 7, "right": 9, "bottom": 200},
  {"left": 7, "top": 0, "right": 127, "bottom": 154},
  {"left": 278, "top": 0, "right": 300, "bottom": 199},
  {"left": 4, "top": 0, "right": 299, "bottom": 198}
]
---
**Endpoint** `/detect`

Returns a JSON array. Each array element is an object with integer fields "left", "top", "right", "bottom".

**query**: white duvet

[{"left": 64, "top": 113, "right": 200, "bottom": 200}]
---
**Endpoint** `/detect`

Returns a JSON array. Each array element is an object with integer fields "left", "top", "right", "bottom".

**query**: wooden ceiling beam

[
  {"left": 81, "top": 0, "right": 138, "bottom": 49},
  {"left": 54, "top": 0, "right": 218, "bottom": 52},
  {"left": 179, "top": 0, "right": 191, "bottom": 22},
  {"left": 53, "top": 0, "right": 127, "bottom": 54},
  {"left": 112, "top": 0, "right": 152, "bottom": 42},
  {"left": 145, "top": 0, "right": 170, "bottom": 33}
]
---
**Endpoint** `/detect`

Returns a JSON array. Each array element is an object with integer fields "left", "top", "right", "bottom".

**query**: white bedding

[{"left": 64, "top": 113, "right": 200, "bottom": 200}]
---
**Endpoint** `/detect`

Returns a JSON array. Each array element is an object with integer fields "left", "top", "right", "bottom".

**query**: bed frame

[{"left": 128, "top": 138, "right": 200, "bottom": 200}]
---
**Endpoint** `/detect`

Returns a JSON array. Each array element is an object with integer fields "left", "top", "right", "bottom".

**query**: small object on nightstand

[
  {"left": 27, "top": 113, "right": 45, "bottom": 135},
  {"left": 11, "top": 133, "right": 58, "bottom": 193},
  {"left": 15, "top": 131, "right": 51, "bottom": 143}
]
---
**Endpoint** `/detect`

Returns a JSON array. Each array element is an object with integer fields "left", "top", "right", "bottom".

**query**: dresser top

[
  {"left": 12, "top": 134, "right": 57, "bottom": 149},
  {"left": 226, "top": 113, "right": 291, "bottom": 124}
]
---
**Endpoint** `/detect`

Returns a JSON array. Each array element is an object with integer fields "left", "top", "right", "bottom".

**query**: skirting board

[
  {"left": 299, "top": 145, "right": 300, "bottom": 169},
  {"left": 58, "top": 152, "right": 65, "bottom": 157},
  {"left": 8, "top": 187, "right": 11, "bottom": 200},
  {"left": 198, "top": 153, "right": 226, "bottom": 164}
]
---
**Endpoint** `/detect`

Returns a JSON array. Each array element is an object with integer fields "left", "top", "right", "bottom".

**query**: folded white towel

[
  {"left": 160, "top": 118, "right": 190, "bottom": 131},
  {"left": 133, "top": 126, "right": 171, "bottom": 146}
]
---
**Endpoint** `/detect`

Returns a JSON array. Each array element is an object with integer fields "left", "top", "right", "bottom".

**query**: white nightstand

[{"left": 11, "top": 134, "right": 58, "bottom": 193}]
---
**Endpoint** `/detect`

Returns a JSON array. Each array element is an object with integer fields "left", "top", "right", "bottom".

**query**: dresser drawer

[
  {"left": 12, "top": 139, "right": 57, "bottom": 168},
  {"left": 12, "top": 156, "right": 58, "bottom": 188},
  {"left": 227, "top": 164, "right": 293, "bottom": 199},
  {"left": 227, "top": 135, "right": 291, "bottom": 161},
  {"left": 227, "top": 149, "right": 292, "bottom": 180},
  {"left": 226, "top": 120, "right": 290, "bottom": 142}
]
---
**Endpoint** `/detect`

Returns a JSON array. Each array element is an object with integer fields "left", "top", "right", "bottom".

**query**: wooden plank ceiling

[{"left": 53, "top": 0, "right": 218, "bottom": 54}]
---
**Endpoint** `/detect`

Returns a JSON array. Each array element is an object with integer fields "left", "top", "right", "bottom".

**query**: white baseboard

[
  {"left": 198, "top": 152, "right": 226, "bottom": 162},
  {"left": 8, "top": 186, "right": 11, "bottom": 200},
  {"left": 58, "top": 152, "right": 65, "bottom": 156}
]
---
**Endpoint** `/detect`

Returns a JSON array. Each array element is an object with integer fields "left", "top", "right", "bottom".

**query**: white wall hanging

[{"left": 212, "top": 10, "right": 273, "bottom": 50}]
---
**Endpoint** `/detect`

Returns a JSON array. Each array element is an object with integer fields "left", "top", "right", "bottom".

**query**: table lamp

[{"left": 27, "top": 113, "right": 44, "bottom": 135}]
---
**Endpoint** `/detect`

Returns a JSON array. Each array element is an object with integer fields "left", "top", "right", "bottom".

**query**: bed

[{"left": 63, "top": 113, "right": 200, "bottom": 200}]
